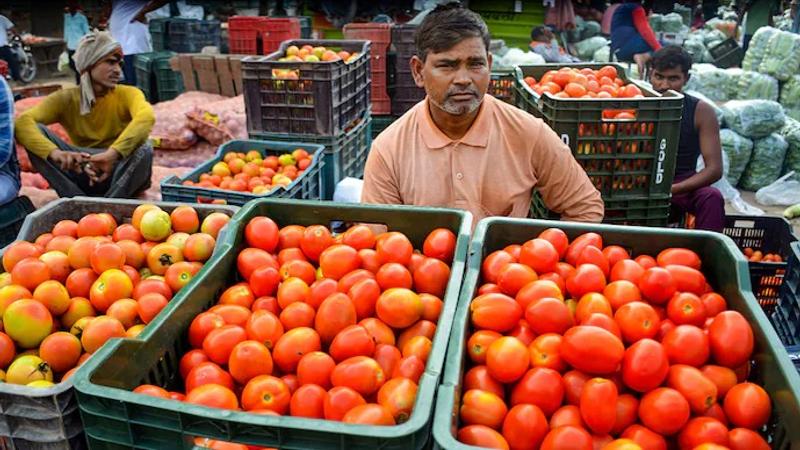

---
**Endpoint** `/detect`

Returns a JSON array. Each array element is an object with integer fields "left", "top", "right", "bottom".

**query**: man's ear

[{"left": 410, "top": 55, "right": 425, "bottom": 89}]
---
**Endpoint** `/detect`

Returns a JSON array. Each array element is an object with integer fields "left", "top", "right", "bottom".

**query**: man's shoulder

[{"left": 485, "top": 95, "right": 544, "bottom": 136}]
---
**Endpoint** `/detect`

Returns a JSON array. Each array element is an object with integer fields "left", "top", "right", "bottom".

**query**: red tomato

[
  {"left": 519, "top": 238, "right": 559, "bottom": 274},
  {"left": 241, "top": 375, "right": 290, "bottom": 413},
  {"left": 392, "top": 355, "right": 425, "bottom": 383},
  {"left": 538, "top": 228, "right": 569, "bottom": 259},
  {"left": 603, "top": 280, "right": 642, "bottom": 311},
  {"left": 576, "top": 245, "right": 610, "bottom": 277},
  {"left": 272, "top": 327, "right": 322, "bottom": 373},
  {"left": 708, "top": 311, "right": 754, "bottom": 369},
  {"left": 179, "top": 349, "right": 210, "bottom": 379},
  {"left": 574, "top": 292, "right": 612, "bottom": 323},
  {"left": 377, "top": 377, "right": 418, "bottom": 423},
  {"left": 561, "top": 326, "right": 625, "bottom": 375},
  {"left": 638, "top": 387, "right": 691, "bottom": 435},
  {"left": 508, "top": 320, "right": 536, "bottom": 346},
  {"left": 318, "top": 244, "right": 361, "bottom": 281},
  {"left": 550, "top": 405, "right": 584, "bottom": 428},
  {"left": 423, "top": 228, "right": 457, "bottom": 263},
  {"left": 300, "top": 225, "right": 334, "bottom": 262},
  {"left": 460, "top": 389, "right": 508, "bottom": 429},
  {"left": 329, "top": 325, "right": 376, "bottom": 362},
  {"left": 185, "top": 362, "right": 234, "bottom": 392},
  {"left": 510, "top": 368, "right": 564, "bottom": 416},
  {"left": 540, "top": 426, "right": 593, "bottom": 450},
  {"left": 482, "top": 250, "right": 515, "bottom": 284},
  {"left": 610, "top": 259, "right": 645, "bottom": 284},
  {"left": 202, "top": 325, "right": 247, "bottom": 365},
  {"left": 566, "top": 263, "right": 607, "bottom": 298},
  {"left": 502, "top": 404, "right": 548, "bottom": 450},
  {"left": 468, "top": 330, "right": 502, "bottom": 365},
  {"left": 668, "top": 364, "right": 718, "bottom": 414},
  {"left": 497, "top": 263, "right": 538, "bottom": 296},
  {"left": 188, "top": 312, "right": 226, "bottom": 349},
  {"left": 700, "top": 365, "right": 739, "bottom": 399},
  {"left": 289, "top": 384, "right": 327, "bottom": 418},
  {"left": 376, "top": 232, "right": 413, "bottom": 266},
  {"left": 565, "top": 232, "right": 603, "bottom": 266},
  {"left": 701, "top": 293, "right": 727, "bottom": 318},
  {"left": 723, "top": 383, "right": 771, "bottom": 430},
  {"left": 677, "top": 417, "right": 729, "bottom": 449},
  {"left": 237, "top": 248, "right": 278, "bottom": 281},
  {"left": 470, "top": 293, "right": 523, "bottom": 333},
  {"left": 413, "top": 257, "right": 450, "bottom": 297},
  {"left": 667, "top": 292, "right": 707, "bottom": 327},
  {"left": 457, "top": 425, "right": 510, "bottom": 449},
  {"left": 611, "top": 394, "right": 640, "bottom": 435},
  {"left": 330, "top": 356, "right": 386, "bottom": 396},
  {"left": 528, "top": 333, "right": 566, "bottom": 372},
  {"left": 602, "top": 246, "right": 631, "bottom": 268},
  {"left": 635, "top": 255, "right": 657, "bottom": 269},
  {"left": 186, "top": 384, "right": 238, "bottom": 410},
  {"left": 580, "top": 378, "right": 617, "bottom": 435},
  {"left": 464, "top": 365, "right": 505, "bottom": 398},
  {"left": 657, "top": 248, "right": 702, "bottom": 270},
  {"left": 323, "top": 386, "right": 367, "bottom": 421},
  {"left": 727, "top": 428, "right": 771, "bottom": 450},
  {"left": 525, "top": 297, "right": 574, "bottom": 335},
  {"left": 614, "top": 301, "right": 661, "bottom": 344},
  {"left": 621, "top": 424, "right": 667, "bottom": 450},
  {"left": 638, "top": 267, "right": 676, "bottom": 304},
  {"left": 228, "top": 340, "right": 274, "bottom": 385},
  {"left": 622, "top": 338, "right": 670, "bottom": 393},
  {"left": 563, "top": 370, "right": 590, "bottom": 405},
  {"left": 486, "top": 336, "right": 529, "bottom": 384},
  {"left": 245, "top": 217, "right": 279, "bottom": 252},
  {"left": 662, "top": 324, "right": 710, "bottom": 367},
  {"left": 516, "top": 279, "right": 564, "bottom": 310}
]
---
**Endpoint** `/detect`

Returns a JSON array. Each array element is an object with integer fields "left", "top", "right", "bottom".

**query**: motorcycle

[{"left": 7, "top": 34, "right": 36, "bottom": 84}]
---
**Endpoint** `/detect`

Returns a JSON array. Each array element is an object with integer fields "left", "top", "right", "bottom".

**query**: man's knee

[{"left": 695, "top": 186, "right": 724, "bottom": 207}]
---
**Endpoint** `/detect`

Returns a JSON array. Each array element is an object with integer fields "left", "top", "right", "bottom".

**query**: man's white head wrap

[{"left": 73, "top": 31, "right": 122, "bottom": 115}]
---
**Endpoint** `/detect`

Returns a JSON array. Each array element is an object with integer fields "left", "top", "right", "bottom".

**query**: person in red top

[{"left": 610, "top": 0, "right": 662, "bottom": 74}]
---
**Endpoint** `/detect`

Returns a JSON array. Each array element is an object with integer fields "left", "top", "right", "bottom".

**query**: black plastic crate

[
  {"left": 530, "top": 189, "right": 671, "bottom": 227},
  {"left": 167, "top": 18, "right": 222, "bottom": 53},
  {"left": 724, "top": 215, "right": 799, "bottom": 314},
  {"left": 160, "top": 139, "right": 326, "bottom": 205},
  {"left": 0, "top": 196, "right": 34, "bottom": 249},
  {"left": 787, "top": 345, "right": 800, "bottom": 374},
  {"left": 250, "top": 112, "right": 371, "bottom": 200},
  {"left": 242, "top": 39, "right": 371, "bottom": 136},
  {"left": 148, "top": 18, "right": 169, "bottom": 52},
  {"left": 488, "top": 69, "right": 515, "bottom": 104},
  {"left": 709, "top": 38, "right": 744, "bottom": 69},
  {"left": 514, "top": 63, "right": 684, "bottom": 200},
  {"left": 391, "top": 25, "right": 424, "bottom": 116},
  {"left": 773, "top": 241, "right": 800, "bottom": 346}
]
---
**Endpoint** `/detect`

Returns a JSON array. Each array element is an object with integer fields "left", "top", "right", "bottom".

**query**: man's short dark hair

[
  {"left": 531, "top": 26, "right": 549, "bottom": 41},
  {"left": 651, "top": 45, "right": 693, "bottom": 75},
  {"left": 415, "top": 2, "right": 491, "bottom": 61}
]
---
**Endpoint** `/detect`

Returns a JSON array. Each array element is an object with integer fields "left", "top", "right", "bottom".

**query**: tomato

[
  {"left": 132, "top": 278, "right": 172, "bottom": 301},
  {"left": 186, "top": 384, "right": 239, "bottom": 410},
  {"left": 727, "top": 428, "right": 770, "bottom": 450},
  {"left": 580, "top": 378, "right": 617, "bottom": 435},
  {"left": 299, "top": 225, "right": 334, "bottom": 262},
  {"left": 565, "top": 232, "right": 603, "bottom": 266},
  {"left": 554, "top": 262, "right": 577, "bottom": 284},
  {"left": 470, "top": 293, "right": 523, "bottom": 333},
  {"left": 338, "top": 224, "right": 375, "bottom": 251},
  {"left": 614, "top": 301, "right": 660, "bottom": 344},
  {"left": 497, "top": 263, "right": 538, "bottom": 296},
  {"left": 677, "top": 417, "right": 729, "bottom": 449},
  {"left": 538, "top": 228, "right": 569, "bottom": 259},
  {"left": 510, "top": 367, "right": 564, "bottom": 416},
  {"left": 603, "top": 280, "right": 642, "bottom": 312},
  {"left": 537, "top": 273, "right": 566, "bottom": 294},
  {"left": 375, "top": 288, "right": 423, "bottom": 329},
  {"left": 185, "top": 362, "right": 234, "bottom": 392},
  {"left": 610, "top": 259, "right": 645, "bottom": 284},
  {"left": 540, "top": 426, "right": 593, "bottom": 450},
  {"left": 566, "top": 264, "right": 607, "bottom": 298},
  {"left": 502, "top": 404, "right": 548, "bottom": 450},
  {"left": 612, "top": 394, "right": 640, "bottom": 435},
  {"left": 657, "top": 248, "right": 701, "bottom": 270},
  {"left": 622, "top": 338, "right": 669, "bottom": 392},
  {"left": 638, "top": 267, "right": 676, "bottom": 304},
  {"left": 338, "top": 269, "right": 375, "bottom": 294},
  {"left": 279, "top": 302, "right": 316, "bottom": 330},
  {"left": 375, "top": 263, "right": 413, "bottom": 290},
  {"left": 464, "top": 365, "right": 505, "bottom": 398},
  {"left": 461, "top": 389, "right": 508, "bottom": 429},
  {"left": 666, "top": 292, "right": 707, "bottom": 327},
  {"left": 603, "top": 246, "right": 631, "bottom": 269},
  {"left": 528, "top": 333, "right": 565, "bottom": 371},
  {"left": 662, "top": 325, "right": 710, "bottom": 367},
  {"left": 457, "top": 425, "right": 510, "bottom": 449},
  {"left": 575, "top": 292, "right": 612, "bottom": 323},
  {"left": 423, "top": 228, "right": 457, "bottom": 263},
  {"left": 561, "top": 326, "right": 625, "bottom": 375},
  {"left": 295, "top": 351, "right": 336, "bottom": 389},
  {"left": 348, "top": 278, "right": 381, "bottom": 320},
  {"left": 289, "top": 384, "right": 326, "bottom": 418},
  {"left": 228, "top": 340, "right": 273, "bottom": 385},
  {"left": 486, "top": 336, "right": 529, "bottom": 383},
  {"left": 420, "top": 293, "right": 443, "bottom": 322},
  {"left": 360, "top": 318, "right": 396, "bottom": 346},
  {"left": 516, "top": 279, "right": 564, "bottom": 310},
  {"left": 638, "top": 387, "right": 691, "bottom": 435},
  {"left": 331, "top": 356, "right": 386, "bottom": 396},
  {"left": 704, "top": 403, "right": 729, "bottom": 425},
  {"left": 315, "top": 293, "right": 357, "bottom": 343},
  {"left": 576, "top": 245, "right": 610, "bottom": 276},
  {"left": 376, "top": 232, "right": 413, "bottom": 266},
  {"left": 245, "top": 310, "right": 283, "bottom": 350},
  {"left": 276, "top": 277, "right": 310, "bottom": 309},
  {"left": 550, "top": 405, "right": 583, "bottom": 428},
  {"left": 482, "top": 251, "right": 515, "bottom": 284},
  {"left": 237, "top": 248, "right": 278, "bottom": 281},
  {"left": 519, "top": 238, "right": 559, "bottom": 274},
  {"left": 241, "top": 375, "right": 291, "bottom": 413},
  {"left": 504, "top": 245, "right": 521, "bottom": 260},
  {"left": 318, "top": 244, "right": 361, "bottom": 281},
  {"left": 307, "top": 278, "right": 338, "bottom": 310},
  {"left": 329, "top": 325, "right": 376, "bottom": 362},
  {"left": 358, "top": 249, "right": 381, "bottom": 273},
  {"left": 563, "top": 370, "right": 590, "bottom": 405},
  {"left": 708, "top": 311, "right": 753, "bottom": 369},
  {"left": 245, "top": 217, "right": 279, "bottom": 252},
  {"left": 701, "top": 293, "right": 727, "bottom": 318},
  {"left": 377, "top": 378, "right": 418, "bottom": 423},
  {"left": 133, "top": 384, "right": 170, "bottom": 398},
  {"left": 188, "top": 312, "right": 226, "bottom": 349},
  {"left": 272, "top": 327, "right": 321, "bottom": 373},
  {"left": 392, "top": 355, "right": 425, "bottom": 383},
  {"left": 413, "top": 257, "right": 450, "bottom": 297},
  {"left": 278, "top": 247, "right": 307, "bottom": 265},
  {"left": 664, "top": 265, "right": 706, "bottom": 297},
  {"left": 668, "top": 364, "right": 718, "bottom": 414},
  {"left": 601, "top": 438, "right": 644, "bottom": 450},
  {"left": 219, "top": 283, "right": 256, "bottom": 309},
  {"left": 621, "top": 425, "right": 667, "bottom": 450},
  {"left": 324, "top": 386, "right": 367, "bottom": 421},
  {"left": 525, "top": 297, "right": 573, "bottom": 335},
  {"left": 179, "top": 349, "right": 209, "bottom": 379},
  {"left": 635, "top": 255, "right": 656, "bottom": 270},
  {"left": 279, "top": 259, "right": 316, "bottom": 284},
  {"left": 723, "top": 383, "right": 771, "bottom": 430},
  {"left": 700, "top": 365, "right": 739, "bottom": 399},
  {"left": 203, "top": 325, "right": 247, "bottom": 365}
]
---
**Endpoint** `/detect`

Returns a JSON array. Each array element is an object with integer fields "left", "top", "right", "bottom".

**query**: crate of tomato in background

[
  {"left": 242, "top": 39, "right": 371, "bottom": 136},
  {"left": 344, "top": 22, "right": 392, "bottom": 115}
]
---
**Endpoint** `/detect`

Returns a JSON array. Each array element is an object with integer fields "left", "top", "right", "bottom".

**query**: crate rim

[
  {"left": 243, "top": 39, "right": 371, "bottom": 66},
  {"left": 73, "top": 198, "right": 474, "bottom": 445}
]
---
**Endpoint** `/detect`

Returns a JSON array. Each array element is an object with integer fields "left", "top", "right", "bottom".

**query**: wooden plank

[
  {"left": 214, "top": 55, "right": 236, "bottom": 97},
  {"left": 177, "top": 54, "right": 197, "bottom": 91},
  {"left": 229, "top": 56, "right": 244, "bottom": 96},
  {"left": 193, "top": 55, "right": 221, "bottom": 94}
]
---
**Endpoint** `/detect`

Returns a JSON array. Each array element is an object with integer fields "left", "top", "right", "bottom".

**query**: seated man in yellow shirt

[{"left": 15, "top": 31, "right": 154, "bottom": 198}]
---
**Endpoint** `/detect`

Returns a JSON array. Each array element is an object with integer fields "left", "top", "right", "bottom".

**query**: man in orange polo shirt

[{"left": 362, "top": 3, "right": 604, "bottom": 223}]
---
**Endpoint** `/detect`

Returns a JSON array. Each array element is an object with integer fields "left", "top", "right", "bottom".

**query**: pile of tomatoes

[
  {"left": 456, "top": 228, "right": 772, "bottom": 450},
  {"left": 742, "top": 248, "right": 783, "bottom": 263},
  {"left": 523, "top": 66, "right": 645, "bottom": 100},
  {"left": 0, "top": 205, "right": 229, "bottom": 387},
  {"left": 133, "top": 216, "right": 457, "bottom": 434}
]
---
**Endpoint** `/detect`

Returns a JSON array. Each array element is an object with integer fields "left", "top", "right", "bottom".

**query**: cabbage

[
  {"left": 683, "top": 39, "right": 710, "bottom": 63},
  {"left": 759, "top": 30, "right": 800, "bottom": 81},
  {"left": 720, "top": 129, "right": 754, "bottom": 185},
  {"left": 780, "top": 75, "right": 800, "bottom": 117},
  {"left": 736, "top": 70, "right": 779, "bottom": 101},
  {"left": 575, "top": 36, "right": 608, "bottom": 60},
  {"left": 582, "top": 21, "right": 601, "bottom": 40},
  {"left": 661, "top": 12, "right": 685, "bottom": 32},
  {"left": 723, "top": 100, "right": 786, "bottom": 138},
  {"left": 685, "top": 65, "right": 731, "bottom": 101},
  {"left": 593, "top": 46, "right": 611, "bottom": 63},
  {"left": 650, "top": 14, "right": 664, "bottom": 32},
  {"left": 742, "top": 26, "right": 779, "bottom": 71},
  {"left": 725, "top": 68, "right": 743, "bottom": 100},
  {"left": 740, "top": 133, "right": 788, "bottom": 190},
  {"left": 780, "top": 118, "right": 800, "bottom": 180}
]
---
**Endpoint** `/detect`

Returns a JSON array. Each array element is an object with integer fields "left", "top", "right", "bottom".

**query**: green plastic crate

[
  {"left": 514, "top": 63, "right": 684, "bottom": 200},
  {"left": 134, "top": 51, "right": 181, "bottom": 103},
  {"left": 73, "top": 198, "right": 472, "bottom": 450},
  {"left": 153, "top": 56, "right": 184, "bottom": 102},
  {"left": 0, "top": 197, "right": 236, "bottom": 450},
  {"left": 250, "top": 113, "right": 371, "bottom": 200},
  {"left": 471, "top": 2, "right": 545, "bottom": 50},
  {"left": 160, "top": 139, "right": 326, "bottom": 205},
  {"left": 371, "top": 114, "right": 397, "bottom": 140},
  {"left": 433, "top": 217, "right": 800, "bottom": 449},
  {"left": 149, "top": 18, "right": 169, "bottom": 52},
  {"left": 530, "top": 189, "right": 671, "bottom": 227}
]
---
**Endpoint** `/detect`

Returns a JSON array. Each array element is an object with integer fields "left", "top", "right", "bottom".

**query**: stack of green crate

[{"left": 134, "top": 51, "right": 184, "bottom": 103}]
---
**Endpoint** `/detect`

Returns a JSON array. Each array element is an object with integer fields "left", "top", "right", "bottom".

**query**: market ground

[{"left": 14, "top": 75, "right": 800, "bottom": 236}]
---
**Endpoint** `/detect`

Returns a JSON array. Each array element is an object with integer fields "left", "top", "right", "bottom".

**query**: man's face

[
  {"left": 89, "top": 52, "right": 123, "bottom": 89},
  {"left": 411, "top": 37, "right": 491, "bottom": 116},
  {"left": 650, "top": 66, "right": 688, "bottom": 93}
]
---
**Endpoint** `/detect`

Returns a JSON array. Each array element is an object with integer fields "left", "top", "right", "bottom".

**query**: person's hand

[
  {"left": 86, "top": 149, "right": 120, "bottom": 185},
  {"left": 49, "top": 149, "right": 89, "bottom": 173},
  {"left": 131, "top": 10, "right": 148, "bottom": 24}
]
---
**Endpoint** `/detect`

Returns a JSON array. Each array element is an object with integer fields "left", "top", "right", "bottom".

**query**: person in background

[
  {"left": 362, "top": 3, "right": 604, "bottom": 223},
  {"left": 737, "top": 0, "right": 781, "bottom": 50},
  {"left": 530, "top": 26, "right": 580, "bottom": 62},
  {"left": 0, "top": 11, "right": 21, "bottom": 82},
  {"left": 601, "top": 0, "right": 622, "bottom": 34},
  {"left": 265, "top": 0, "right": 300, "bottom": 16},
  {"left": 103, "top": 0, "right": 170, "bottom": 86},
  {"left": 0, "top": 76, "right": 19, "bottom": 205},
  {"left": 610, "top": 0, "right": 662, "bottom": 74},
  {"left": 64, "top": 1, "right": 91, "bottom": 85},
  {"left": 15, "top": 31, "right": 154, "bottom": 198},
  {"left": 649, "top": 46, "right": 724, "bottom": 232}
]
